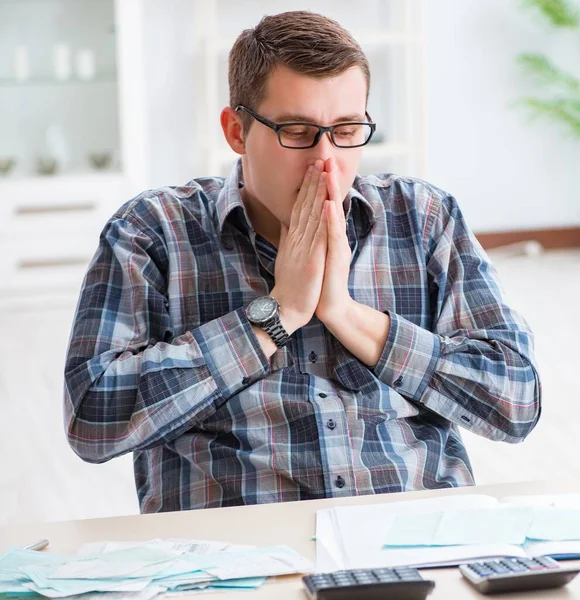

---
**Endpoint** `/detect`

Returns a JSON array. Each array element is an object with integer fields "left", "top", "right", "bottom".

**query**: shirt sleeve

[
  {"left": 372, "top": 194, "right": 541, "bottom": 443},
  {"left": 64, "top": 216, "right": 270, "bottom": 464}
]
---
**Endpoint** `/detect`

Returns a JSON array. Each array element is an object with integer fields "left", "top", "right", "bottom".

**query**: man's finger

[
  {"left": 326, "top": 160, "right": 346, "bottom": 227},
  {"left": 304, "top": 170, "right": 328, "bottom": 243},
  {"left": 313, "top": 195, "right": 329, "bottom": 246},
  {"left": 290, "top": 165, "right": 314, "bottom": 232},
  {"left": 279, "top": 223, "right": 289, "bottom": 249},
  {"left": 299, "top": 160, "right": 324, "bottom": 231},
  {"left": 326, "top": 200, "right": 339, "bottom": 242}
]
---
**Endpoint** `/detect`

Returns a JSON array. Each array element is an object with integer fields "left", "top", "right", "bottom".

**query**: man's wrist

[
  {"left": 326, "top": 299, "right": 391, "bottom": 367},
  {"left": 319, "top": 296, "right": 356, "bottom": 337},
  {"left": 269, "top": 289, "right": 303, "bottom": 335}
]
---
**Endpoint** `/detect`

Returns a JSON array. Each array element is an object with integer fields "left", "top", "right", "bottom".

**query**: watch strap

[{"left": 262, "top": 316, "right": 290, "bottom": 349}]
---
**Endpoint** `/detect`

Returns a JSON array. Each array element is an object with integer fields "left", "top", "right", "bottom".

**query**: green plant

[{"left": 515, "top": 0, "right": 580, "bottom": 138}]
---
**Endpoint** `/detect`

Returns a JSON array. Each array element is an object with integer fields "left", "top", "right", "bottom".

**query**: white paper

[
  {"left": 500, "top": 494, "right": 580, "bottom": 509},
  {"left": 58, "top": 586, "right": 165, "bottom": 600},
  {"left": 204, "top": 547, "right": 313, "bottom": 580},
  {"left": 164, "top": 539, "right": 255, "bottom": 555},
  {"left": 78, "top": 539, "right": 254, "bottom": 557},
  {"left": 315, "top": 509, "right": 344, "bottom": 572},
  {"left": 331, "top": 494, "right": 498, "bottom": 569},
  {"left": 49, "top": 558, "right": 175, "bottom": 580},
  {"left": 22, "top": 578, "right": 151, "bottom": 598}
]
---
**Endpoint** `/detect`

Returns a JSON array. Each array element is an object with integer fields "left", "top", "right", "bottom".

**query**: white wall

[
  {"left": 142, "top": 0, "right": 199, "bottom": 188},
  {"left": 425, "top": 0, "right": 580, "bottom": 233}
]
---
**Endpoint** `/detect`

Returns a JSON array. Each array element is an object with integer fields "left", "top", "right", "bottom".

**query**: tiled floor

[{"left": 1, "top": 248, "right": 578, "bottom": 526}]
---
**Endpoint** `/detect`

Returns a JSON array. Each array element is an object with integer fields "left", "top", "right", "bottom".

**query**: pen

[{"left": 23, "top": 539, "right": 49, "bottom": 551}]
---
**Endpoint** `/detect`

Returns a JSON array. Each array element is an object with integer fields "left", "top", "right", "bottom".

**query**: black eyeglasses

[{"left": 235, "top": 105, "right": 376, "bottom": 149}]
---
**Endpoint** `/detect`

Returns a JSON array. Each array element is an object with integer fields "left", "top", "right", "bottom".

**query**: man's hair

[{"left": 228, "top": 11, "right": 371, "bottom": 133}]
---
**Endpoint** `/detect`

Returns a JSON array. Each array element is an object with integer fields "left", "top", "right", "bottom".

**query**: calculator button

[
  {"left": 535, "top": 556, "right": 560, "bottom": 569},
  {"left": 396, "top": 567, "right": 418, "bottom": 577},
  {"left": 517, "top": 557, "right": 543, "bottom": 570},
  {"left": 487, "top": 562, "right": 511, "bottom": 574},
  {"left": 503, "top": 560, "right": 527, "bottom": 573}
]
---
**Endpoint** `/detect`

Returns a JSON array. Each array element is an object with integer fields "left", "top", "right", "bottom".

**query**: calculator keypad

[
  {"left": 307, "top": 567, "right": 423, "bottom": 589},
  {"left": 464, "top": 556, "right": 560, "bottom": 578},
  {"left": 460, "top": 555, "right": 580, "bottom": 595},
  {"left": 303, "top": 567, "right": 434, "bottom": 600}
]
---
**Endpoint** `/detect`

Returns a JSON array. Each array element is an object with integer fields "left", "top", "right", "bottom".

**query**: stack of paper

[
  {"left": 0, "top": 539, "right": 314, "bottom": 598},
  {"left": 316, "top": 493, "right": 580, "bottom": 571}
]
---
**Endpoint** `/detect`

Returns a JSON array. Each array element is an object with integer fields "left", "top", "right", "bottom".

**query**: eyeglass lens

[{"left": 279, "top": 123, "right": 373, "bottom": 148}]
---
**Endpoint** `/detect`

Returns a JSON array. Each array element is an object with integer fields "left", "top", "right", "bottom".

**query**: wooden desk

[{"left": 2, "top": 481, "right": 579, "bottom": 599}]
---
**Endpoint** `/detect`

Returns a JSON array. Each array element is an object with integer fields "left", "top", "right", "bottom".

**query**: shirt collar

[
  {"left": 346, "top": 176, "right": 376, "bottom": 238},
  {"left": 215, "top": 159, "right": 253, "bottom": 237},
  {"left": 216, "top": 159, "right": 376, "bottom": 239}
]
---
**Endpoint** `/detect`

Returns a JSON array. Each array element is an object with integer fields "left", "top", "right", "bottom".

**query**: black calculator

[
  {"left": 459, "top": 555, "right": 580, "bottom": 594},
  {"left": 302, "top": 567, "right": 435, "bottom": 600}
]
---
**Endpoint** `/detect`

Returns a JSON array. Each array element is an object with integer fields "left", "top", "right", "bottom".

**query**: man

[{"left": 64, "top": 11, "right": 541, "bottom": 513}]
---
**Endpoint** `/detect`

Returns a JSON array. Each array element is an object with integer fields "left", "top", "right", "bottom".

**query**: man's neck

[{"left": 240, "top": 186, "right": 281, "bottom": 248}]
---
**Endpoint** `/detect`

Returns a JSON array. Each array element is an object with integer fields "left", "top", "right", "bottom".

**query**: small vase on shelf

[
  {"left": 0, "top": 157, "right": 16, "bottom": 176},
  {"left": 37, "top": 157, "right": 59, "bottom": 176}
]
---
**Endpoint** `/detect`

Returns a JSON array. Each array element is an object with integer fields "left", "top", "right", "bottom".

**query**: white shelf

[
  {"left": 354, "top": 31, "right": 422, "bottom": 46},
  {"left": 213, "top": 142, "right": 417, "bottom": 171},
  {"left": 363, "top": 142, "right": 418, "bottom": 158},
  {"left": 0, "top": 171, "right": 124, "bottom": 187},
  {"left": 215, "top": 30, "right": 421, "bottom": 53},
  {"left": 0, "top": 74, "right": 117, "bottom": 88}
]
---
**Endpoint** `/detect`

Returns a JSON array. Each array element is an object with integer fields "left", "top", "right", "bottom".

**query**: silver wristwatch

[{"left": 245, "top": 295, "right": 290, "bottom": 349}]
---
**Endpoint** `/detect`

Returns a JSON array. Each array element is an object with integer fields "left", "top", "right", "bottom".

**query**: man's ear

[{"left": 220, "top": 107, "right": 246, "bottom": 155}]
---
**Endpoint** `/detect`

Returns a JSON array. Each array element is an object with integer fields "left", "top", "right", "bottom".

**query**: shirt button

[
  {"left": 318, "top": 393, "right": 327, "bottom": 398},
  {"left": 327, "top": 419, "right": 336, "bottom": 430},
  {"left": 335, "top": 476, "right": 345, "bottom": 489},
  {"left": 309, "top": 351, "right": 318, "bottom": 363},
  {"left": 242, "top": 376, "right": 250, "bottom": 385},
  {"left": 394, "top": 376, "right": 404, "bottom": 387}
]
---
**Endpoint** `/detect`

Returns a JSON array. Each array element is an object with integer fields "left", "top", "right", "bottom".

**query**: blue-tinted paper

[
  {"left": 528, "top": 509, "right": 580, "bottom": 541},
  {"left": 385, "top": 507, "right": 533, "bottom": 547},
  {"left": 435, "top": 507, "right": 533, "bottom": 545},
  {"left": 384, "top": 512, "right": 443, "bottom": 546}
]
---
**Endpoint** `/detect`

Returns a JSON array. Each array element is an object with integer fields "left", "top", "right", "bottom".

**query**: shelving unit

[
  {"left": 0, "top": 0, "right": 148, "bottom": 306},
  {"left": 0, "top": 74, "right": 117, "bottom": 87}
]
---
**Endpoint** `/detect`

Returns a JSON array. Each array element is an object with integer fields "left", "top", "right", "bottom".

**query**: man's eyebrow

[{"left": 273, "top": 112, "right": 366, "bottom": 124}]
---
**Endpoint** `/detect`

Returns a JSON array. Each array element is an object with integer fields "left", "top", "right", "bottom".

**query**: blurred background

[{"left": 0, "top": 0, "right": 579, "bottom": 526}]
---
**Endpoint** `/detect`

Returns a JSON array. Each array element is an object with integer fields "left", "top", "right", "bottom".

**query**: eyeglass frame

[{"left": 234, "top": 105, "right": 377, "bottom": 149}]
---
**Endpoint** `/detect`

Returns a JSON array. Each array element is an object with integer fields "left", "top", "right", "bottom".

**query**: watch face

[{"left": 247, "top": 296, "right": 278, "bottom": 324}]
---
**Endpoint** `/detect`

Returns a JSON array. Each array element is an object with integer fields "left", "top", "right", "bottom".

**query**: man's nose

[{"left": 311, "top": 131, "right": 337, "bottom": 164}]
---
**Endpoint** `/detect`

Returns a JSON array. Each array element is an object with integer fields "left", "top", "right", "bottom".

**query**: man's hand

[
  {"left": 315, "top": 157, "right": 354, "bottom": 329},
  {"left": 270, "top": 159, "right": 328, "bottom": 335}
]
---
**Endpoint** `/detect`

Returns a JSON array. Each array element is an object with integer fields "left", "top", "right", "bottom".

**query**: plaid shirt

[{"left": 64, "top": 160, "right": 541, "bottom": 513}]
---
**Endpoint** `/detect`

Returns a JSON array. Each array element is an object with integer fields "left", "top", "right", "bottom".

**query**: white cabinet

[
  {"left": 0, "top": 0, "right": 148, "bottom": 306},
  {"left": 0, "top": 173, "right": 125, "bottom": 305}
]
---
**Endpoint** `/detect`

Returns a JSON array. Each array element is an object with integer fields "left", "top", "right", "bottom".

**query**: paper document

[
  {"left": 0, "top": 540, "right": 312, "bottom": 598},
  {"left": 527, "top": 509, "right": 580, "bottom": 541},
  {"left": 204, "top": 546, "right": 314, "bottom": 580},
  {"left": 385, "top": 507, "right": 533, "bottom": 546},
  {"left": 316, "top": 493, "right": 580, "bottom": 571}
]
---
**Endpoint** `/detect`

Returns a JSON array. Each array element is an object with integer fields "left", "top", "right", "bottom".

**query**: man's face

[{"left": 240, "top": 65, "right": 368, "bottom": 227}]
